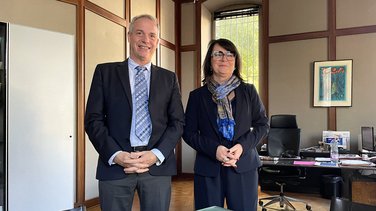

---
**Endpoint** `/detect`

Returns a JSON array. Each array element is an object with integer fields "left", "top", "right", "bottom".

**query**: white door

[{"left": 7, "top": 24, "right": 75, "bottom": 211}]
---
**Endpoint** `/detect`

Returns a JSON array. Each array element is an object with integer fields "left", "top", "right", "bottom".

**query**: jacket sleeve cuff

[{"left": 151, "top": 148, "right": 165, "bottom": 166}]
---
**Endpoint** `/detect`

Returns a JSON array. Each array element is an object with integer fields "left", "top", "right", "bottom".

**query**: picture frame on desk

[{"left": 313, "top": 59, "right": 353, "bottom": 107}]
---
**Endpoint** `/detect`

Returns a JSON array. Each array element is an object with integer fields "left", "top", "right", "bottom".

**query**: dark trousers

[
  {"left": 99, "top": 172, "right": 171, "bottom": 211},
  {"left": 194, "top": 167, "right": 259, "bottom": 211}
]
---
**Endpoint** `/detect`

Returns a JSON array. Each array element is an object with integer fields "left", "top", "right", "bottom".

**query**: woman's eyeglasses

[{"left": 211, "top": 51, "right": 235, "bottom": 61}]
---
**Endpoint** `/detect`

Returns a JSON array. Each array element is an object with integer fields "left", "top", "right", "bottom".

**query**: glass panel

[{"left": 0, "top": 21, "right": 6, "bottom": 209}]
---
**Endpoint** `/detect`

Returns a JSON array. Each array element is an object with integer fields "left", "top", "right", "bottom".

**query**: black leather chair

[
  {"left": 330, "top": 197, "right": 376, "bottom": 211},
  {"left": 258, "top": 114, "right": 311, "bottom": 211},
  {"left": 267, "top": 114, "right": 300, "bottom": 158}
]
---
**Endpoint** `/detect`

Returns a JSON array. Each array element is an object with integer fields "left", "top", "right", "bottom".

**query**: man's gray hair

[{"left": 128, "top": 14, "right": 159, "bottom": 33}]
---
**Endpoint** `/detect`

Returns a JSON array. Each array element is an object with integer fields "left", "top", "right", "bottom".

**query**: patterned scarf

[{"left": 207, "top": 75, "right": 241, "bottom": 141}]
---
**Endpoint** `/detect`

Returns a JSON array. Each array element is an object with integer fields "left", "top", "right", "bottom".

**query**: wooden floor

[{"left": 87, "top": 176, "right": 330, "bottom": 211}]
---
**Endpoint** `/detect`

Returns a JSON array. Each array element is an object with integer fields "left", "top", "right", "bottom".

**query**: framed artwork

[
  {"left": 0, "top": 37, "right": 3, "bottom": 69},
  {"left": 313, "top": 59, "right": 353, "bottom": 107}
]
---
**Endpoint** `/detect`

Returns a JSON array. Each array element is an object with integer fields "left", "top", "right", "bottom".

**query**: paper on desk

[
  {"left": 293, "top": 161, "right": 315, "bottom": 166},
  {"left": 314, "top": 161, "right": 338, "bottom": 167},
  {"left": 340, "top": 160, "right": 375, "bottom": 166},
  {"left": 315, "top": 157, "right": 331, "bottom": 162}
]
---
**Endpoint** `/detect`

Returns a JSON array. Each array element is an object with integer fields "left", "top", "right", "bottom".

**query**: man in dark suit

[{"left": 85, "top": 14, "right": 184, "bottom": 211}]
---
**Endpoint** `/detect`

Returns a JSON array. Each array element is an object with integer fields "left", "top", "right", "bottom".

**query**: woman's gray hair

[{"left": 128, "top": 14, "right": 159, "bottom": 33}]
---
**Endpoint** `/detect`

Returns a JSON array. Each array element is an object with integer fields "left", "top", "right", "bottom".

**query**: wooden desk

[
  {"left": 261, "top": 159, "right": 376, "bottom": 170},
  {"left": 351, "top": 179, "right": 376, "bottom": 206},
  {"left": 259, "top": 158, "right": 376, "bottom": 198}
]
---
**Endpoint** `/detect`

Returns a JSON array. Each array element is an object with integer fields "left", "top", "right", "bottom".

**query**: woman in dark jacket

[{"left": 183, "top": 38, "right": 269, "bottom": 211}]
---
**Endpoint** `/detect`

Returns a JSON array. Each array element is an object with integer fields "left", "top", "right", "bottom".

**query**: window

[{"left": 214, "top": 7, "right": 260, "bottom": 90}]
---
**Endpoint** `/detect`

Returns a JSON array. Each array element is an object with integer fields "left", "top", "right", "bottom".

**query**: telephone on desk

[
  {"left": 360, "top": 150, "right": 376, "bottom": 164},
  {"left": 281, "top": 150, "right": 298, "bottom": 158}
]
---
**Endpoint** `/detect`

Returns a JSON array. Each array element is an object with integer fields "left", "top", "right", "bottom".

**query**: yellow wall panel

[
  {"left": 269, "top": 0, "right": 327, "bottom": 36},
  {"left": 181, "top": 51, "right": 196, "bottom": 173},
  {"left": 88, "top": 0, "right": 125, "bottom": 18},
  {"left": 131, "top": 0, "right": 156, "bottom": 19},
  {"left": 181, "top": 3, "right": 195, "bottom": 45},
  {"left": 337, "top": 0, "right": 376, "bottom": 29},
  {"left": 161, "top": 0, "right": 175, "bottom": 44},
  {"left": 201, "top": 5, "right": 212, "bottom": 64},
  {"left": 160, "top": 45, "right": 175, "bottom": 72},
  {"left": 0, "top": 0, "right": 75, "bottom": 35}
]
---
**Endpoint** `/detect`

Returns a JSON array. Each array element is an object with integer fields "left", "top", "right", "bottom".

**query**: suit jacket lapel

[
  {"left": 233, "top": 85, "right": 245, "bottom": 140},
  {"left": 116, "top": 60, "right": 132, "bottom": 109},
  {"left": 147, "top": 65, "right": 159, "bottom": 144},
  {"left": 149, "top": 64, "right": 157, "bottom": 107},
  {"left": 201, "top": 87, "right": 221, "bottom": 137}
]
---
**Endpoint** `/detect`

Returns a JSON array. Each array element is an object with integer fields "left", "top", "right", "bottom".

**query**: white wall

[{"left": 8, "top": 23, "right": 75, "bottom": 211}]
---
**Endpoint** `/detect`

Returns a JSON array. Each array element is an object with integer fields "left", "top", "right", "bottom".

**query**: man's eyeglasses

[{"left": 211, "top": 51, "right": 235, "bottom": 61}]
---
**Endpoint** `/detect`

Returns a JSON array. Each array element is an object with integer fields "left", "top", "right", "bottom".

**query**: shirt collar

[{"left": 128, "top": 58, "right": 151, "bottom": 72}]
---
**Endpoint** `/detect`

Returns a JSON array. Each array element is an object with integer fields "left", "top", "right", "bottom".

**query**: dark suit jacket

[
  {"left": 85, "top": 59, "right": 184, "bottom": 180},
  {"left": 183, "top": 82, "right": 269, "bottom": 177}
]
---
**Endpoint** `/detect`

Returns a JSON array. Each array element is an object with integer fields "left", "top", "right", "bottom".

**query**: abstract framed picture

[{"left": 313, "top": 59, "right": 353, "bottom": 107}]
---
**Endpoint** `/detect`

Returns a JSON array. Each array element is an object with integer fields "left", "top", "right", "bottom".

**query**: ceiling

[{"left": 202, "top": 0, "right": 262, "bottom": 12}]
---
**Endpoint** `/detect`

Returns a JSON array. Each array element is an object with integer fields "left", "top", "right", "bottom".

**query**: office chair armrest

[{"left": 261, "top": 167, "right": 280, "bottom": 174}]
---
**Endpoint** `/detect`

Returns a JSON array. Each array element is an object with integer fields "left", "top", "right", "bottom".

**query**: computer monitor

[
  {"left": 322, "top": 131, "right": 350, "bottom": 150},
  {"left": 361, "top": 126, "right": 375, "bottom": 151}
]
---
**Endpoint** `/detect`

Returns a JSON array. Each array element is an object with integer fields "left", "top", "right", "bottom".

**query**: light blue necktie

[{"left": 134, "top": 66, "right": 152, "bottom": 142}]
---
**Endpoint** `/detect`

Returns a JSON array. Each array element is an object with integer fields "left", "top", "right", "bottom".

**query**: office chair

[
  {"left": 267, "top": 114, "right": 300, "bottom": 158},
  {"left": 330, "top": 197, "right": 376, "bottom": 211},
  {"left": 259, "top": 114, "right": 311, "bottom": 211}
]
